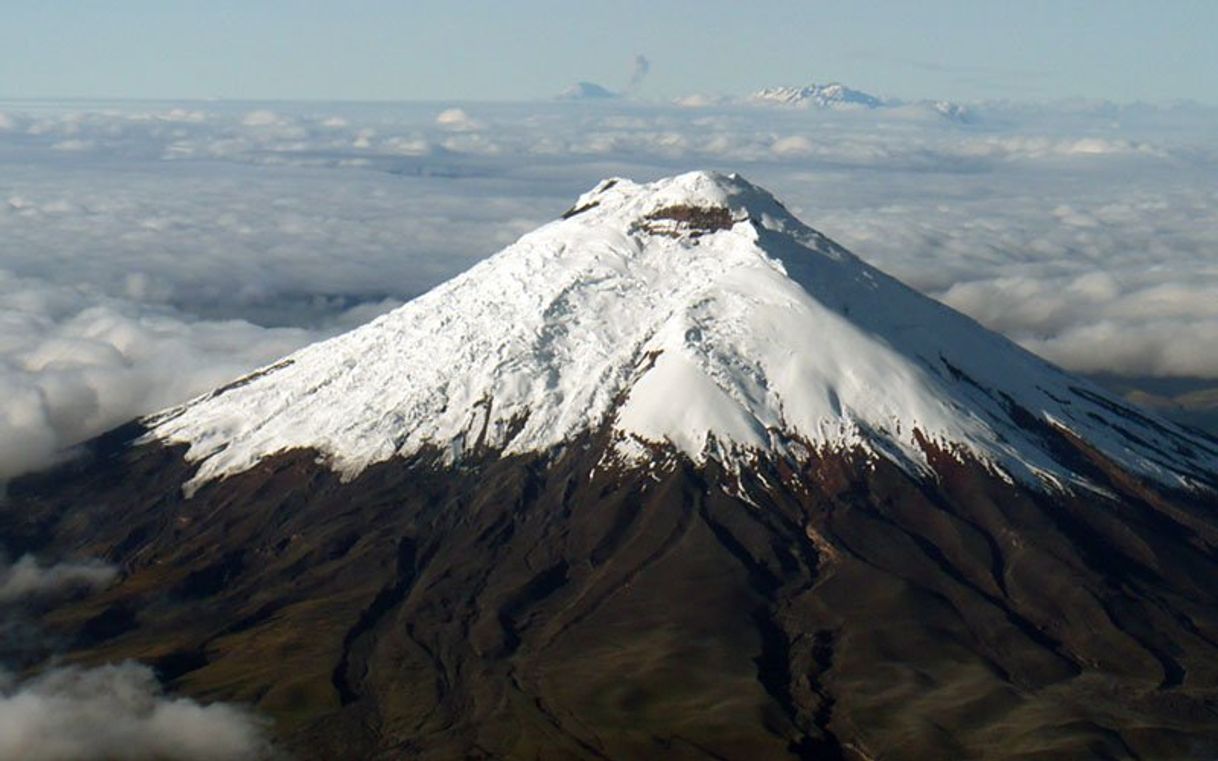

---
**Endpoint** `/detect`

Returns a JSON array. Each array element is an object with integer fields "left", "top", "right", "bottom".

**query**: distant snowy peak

[
  {"left": 751, "top": 82, "right": 885, "bottom": 109},
  {"left": 556, "top": 82, "right": 619, "bottom": 101},
  {"left": 749, "top": 82, "right": 970, "bottom": 121},
  {"left": 927, "top": 99, "right": 970, "bottom": 121},
  {"left": 147, "top": 171, "right": 1216, "bottom": 495}
]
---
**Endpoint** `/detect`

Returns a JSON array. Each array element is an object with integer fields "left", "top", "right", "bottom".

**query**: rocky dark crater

[{"left": 634, "top": 204, "right": 737, "bottom": 238}]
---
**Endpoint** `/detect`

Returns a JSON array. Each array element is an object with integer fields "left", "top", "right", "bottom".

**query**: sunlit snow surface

[{"left": 148, "top": 172, "right": 1218, "bottom": 494}]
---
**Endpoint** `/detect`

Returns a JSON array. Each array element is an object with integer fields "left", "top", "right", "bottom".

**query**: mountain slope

[{"left": 5, "top": 172, "right": 1218, "bottom": 761}]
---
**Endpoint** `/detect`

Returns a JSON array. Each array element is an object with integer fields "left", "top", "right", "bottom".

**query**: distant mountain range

[
  {"left": 558, "top": 78, "right": 971, "bottom": 120},
  {"left": 749, "top": 82, "right": 970, "bottom": 120}
]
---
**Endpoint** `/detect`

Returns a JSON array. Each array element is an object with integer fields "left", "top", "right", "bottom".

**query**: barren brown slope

[{"left": 5, "top": 416, "right": 1218, "bottom": 761}]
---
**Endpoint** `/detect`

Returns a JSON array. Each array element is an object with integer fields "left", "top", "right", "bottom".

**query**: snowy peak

[
  {"left": 749, "top": 82, "right": 970, "bottom": 121},
  {"left": 556, "top": 82, "right": 619, "bottom": 101},
  {"left": 751, "top": 82, "right": 885, "bottom": 109},
  {"left": 146, "top": 172, "right": 1218, "bottom": 495}
]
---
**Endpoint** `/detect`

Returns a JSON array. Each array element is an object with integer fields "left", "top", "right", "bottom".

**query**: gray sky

[{"left": 2, "top": 0, "right": 1216, "bottom": 103}]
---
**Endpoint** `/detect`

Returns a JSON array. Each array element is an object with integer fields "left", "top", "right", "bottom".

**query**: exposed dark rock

[
  {"left": 562, "top": 200, "right": 600, "bottom": 219},
  {"left": 635, "top": 205, "right": 736, "bottom": 238}
]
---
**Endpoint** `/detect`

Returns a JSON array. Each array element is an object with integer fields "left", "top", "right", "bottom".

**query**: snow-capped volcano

[
  {"left": 148, "top": 171, "right": 1216, "bottom": 494},
  {"left": 12, "top": 172, "right": 1218, "bottom": 761}
]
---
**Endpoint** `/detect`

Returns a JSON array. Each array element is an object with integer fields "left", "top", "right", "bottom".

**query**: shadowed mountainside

[{"left": 6, "top": 417, "right": 1218, "bottom": 760}]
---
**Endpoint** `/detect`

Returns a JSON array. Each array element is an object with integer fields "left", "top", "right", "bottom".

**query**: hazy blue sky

[{"left": 2, "top": 1, "right": 1216, "bottom": 103}]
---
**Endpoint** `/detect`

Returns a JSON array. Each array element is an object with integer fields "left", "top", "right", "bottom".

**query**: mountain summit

[{"left": 8, "top": 172, "right": 1218, "bottom": 761}]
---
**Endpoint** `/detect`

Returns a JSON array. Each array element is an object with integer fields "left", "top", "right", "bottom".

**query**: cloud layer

[
  {"left": 0, "top": 662, "right": 273, "bottom": 761},
  {"left": 0, "top": 272, "right": 318, "bottom": 480},
  {"left": 1, "top": 97, "right": 1216, "bottom": 478}
]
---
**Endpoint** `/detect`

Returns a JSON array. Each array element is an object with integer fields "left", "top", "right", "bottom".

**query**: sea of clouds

[{"left": 0, "top": 95, "right": 1216, "bottom": 759}]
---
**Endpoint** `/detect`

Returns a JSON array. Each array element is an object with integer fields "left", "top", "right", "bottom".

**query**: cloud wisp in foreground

[
  {"left": 0, "top": 554, "right": 278, "bottom": 761},
  {"left": 0, "top": 555, "right": 117, "bottom": 604},
  {"left": 0, "top": 662, "right": 274, "bottom": 761}
]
